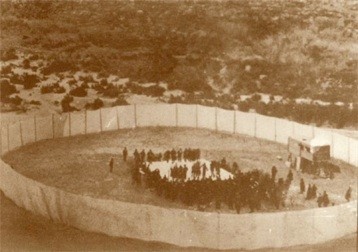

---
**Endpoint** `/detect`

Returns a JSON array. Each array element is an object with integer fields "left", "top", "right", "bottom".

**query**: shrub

[
  {"left": 9, "top": 74, "right": 23, "bottom": 85},
  {"left": 112, "top": 96, "right": 129, "bottom": 106},
  {"left": 79, "top": 75, "right": 95, "bottom": 83},
  {"left": 85, "top": 98, "right": 104, "bottom": 110},
  {"left": 10, "top": 95, "right": 23, "bottom": 106},
  {"left": 238, "top": 101, "right": 250, "bottom": 112},
  {"left": 42, "top": 59, "right": 77, "bottom": 75},
  {"left": 102, "top": 85, "right": 120, "bottom": 98},
  {"left": 67, "top": 78, "right": 77, "bottom": 86},
  {"left": 40, "top": 85, "right": 53, "bottom": 94},
  {"left": 1, "top": 48, "right": 18, "bottom": 61},
  {"left": 29, "top": 100, "right": 41, "bottom": 105},
  {"left": 61, "top": 94, "right": 76, "bottom": 112},
  {"left": 22, "top": 74, "right": 39, "bottom": 89},
  {"left": 41, "top": 83, "right": 66, "bottom": 94},
  {"left": 69, "top": 86, "right": 87, "bottom": 97},
  {"left": 1, "top": 79, "right": 17, "bottom": 101},
  {"left": 1, "top": 65, "right": 12, "bottom": 75},
  {"left": 144, "top": 85, "right": 165, "bottom": 97},
  {"left": 23, "top": 59, "right": 31, "bottom": 69},
  {"left": 92, "top": 98, "right": 104, "bottom": 110}
]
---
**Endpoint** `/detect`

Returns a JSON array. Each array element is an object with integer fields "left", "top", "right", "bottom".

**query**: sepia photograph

[{"left": 0, "top": 0, "right": 357, "bottom": 251}]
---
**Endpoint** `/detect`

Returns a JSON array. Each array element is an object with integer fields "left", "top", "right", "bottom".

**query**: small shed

[{"left": 287, "top": 137, "right": 330, "bottom": 171}]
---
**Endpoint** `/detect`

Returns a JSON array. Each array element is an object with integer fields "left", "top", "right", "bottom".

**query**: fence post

[
  {"left": 274, "top": 118, "right": 277, "bottom": 142},
  {"left": 99, "top": 108, "right": 103, "bottom": 132},
  {"left": 331, "top": 131, "right": 334, "bottom": 157},
  {"left": 292, "top": 121, "right": 295, "bottom": 137},
  {"left": 68, "top": 112, "right": 71, "bottom": 136},
  {"left": 233, "top": 110, "right": 236, "bottom": 134},
  {"left": 51, "top": 115, "right": 55, "bottom": 138},
  {"left": 20, "top": 121, "right": 23, "bottom": 146},
  {"left": 215, "top": 107, "right": 218, "bottom": 132},
  {"left": 195, "top": 104, "right": 198, "bottom": 128},
  {"left": 84, "top": 109, "right": 87, "bottom": 134},
  {"left": 116, "top": 107, "right": 120, "bottom": 130},
  {"left": 347, "top": 137, "right": 350, "bottom": 163},
  {"left": 311, "top": 125, "right": 314, "bottom": 138},
  {"left": 134, "top": 104, "right": 137, "bottom": 128},
  {"left": 34, "top": 115, "right": 37, "bottom": 141},
  {"left": 175, "top": 103, "right": 178, "bottom": 127},
  {"left": 7, "top": 124, "right": 10, "bottom": 151},
  {"left": 254, "top": 114, "right": 257, "bottom": 138}
]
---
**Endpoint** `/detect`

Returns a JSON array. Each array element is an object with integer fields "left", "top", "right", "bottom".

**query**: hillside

[{"left": 0, "top": 0, "right": 357, "bottom": 128}]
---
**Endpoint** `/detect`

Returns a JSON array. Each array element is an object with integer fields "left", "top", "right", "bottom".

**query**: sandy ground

[
  {"left": 2, "top": 127, "right": 356, "bottom": 214},
  {"left": 1, "top": 192, "right": 356, "bottom": 251}
]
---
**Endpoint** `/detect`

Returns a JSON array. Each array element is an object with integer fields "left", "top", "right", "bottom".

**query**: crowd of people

[
  {"left": 112, "top": 148, "right": 353, "bottom": 212},
  {"left": 128, "top": 148, "right": 295, "bottom": 212}
]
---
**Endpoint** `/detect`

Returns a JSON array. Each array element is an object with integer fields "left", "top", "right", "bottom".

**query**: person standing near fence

[
  {"left": 123, "top": 147, "right": 128, "bottom": 162},
  {"left": 109, "top": 157, "right": 114, "bottom": 173},
  {"left": 345, "top": 186, "right": 352, "bottom": 202}
]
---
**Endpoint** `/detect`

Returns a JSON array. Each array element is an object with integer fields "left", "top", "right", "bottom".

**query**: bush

[
  {"left": 69, "top": 86, "right": 87, "bottom": 97},
  {"left": 144, "top": 85, "right": 165, "bottom": 97},
  {"left": 61, "top": 94, "right": 77, "bottom": 112},
  {"left": 41, "top": 83, "right": 66, "bottom": 94},
  {"left": 67, "top": 78, "right": 77, "bottom": 86},
  {"left": 42, "top": 59, "right": 77, "bottom": 75},
  {"left": 23, "top": 59, "right": 31, "bottom": 69},
  {"left": 8, "top": 95, "right": 23, "bottom": 106},
  {"left": 22, "top": 74, "right": 39, "bottom": 89},
  {"left": 238, "top": 101, "right": 250, "bottom": 112},
  {"left": 29, "top": 100, "right": 41, "bottom": 105},
  {"left": 112, "top": 96, "right": 129, "bottom": 106},
  {"left": 102, "top": 84, "right": 121, "bottom": 98},
  {"left": 85, "top": 98, "right": 104, "bottom": 110},
  {"left": 1, "top": 79, "right": 17, "bottom": 101},
  {"left": 1, "top": 48, "right": 18, "bottom": 61},
  {"left": 1, "top": 65, "right": 12, "bottom": 75},
  {"left": 79, "top": 75, "right": 94, "bottom": 83}
]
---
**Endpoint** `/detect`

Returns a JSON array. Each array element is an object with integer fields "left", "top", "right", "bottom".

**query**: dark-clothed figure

[
  {"left": 345, "top": 186, "right": 352, "bottom": 202},
  {"left": 109, "top": 157, "right": 114, "bottom": 173},
  {"left": 300, "top": 178, "right": 305, "bottom": 194},
  {"left": 123, "top": 147, "right": 128, "bottom": 162},
  {"left": 271, "top": 166, "right": 277, "bottom": 181},
  {"left": 312, "top": 184, "right": 317, "bottom": 199},
  {"left": 306, "top": 184, "right": 312, "bottom": 200},
  {"left": 287, "top": 170, "right": 293, "bottom": 182},
  {"left": 322, "top": 191, "right": 329, "bottom": 207}
]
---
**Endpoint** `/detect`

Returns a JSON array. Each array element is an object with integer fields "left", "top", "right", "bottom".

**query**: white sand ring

[{"left": 146, "top": 159, "right": 233, "bottom": 181}]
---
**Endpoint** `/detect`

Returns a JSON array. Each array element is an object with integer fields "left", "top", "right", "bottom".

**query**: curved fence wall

[{"left": 0, "top": 104, "right": 357, "bottom": 250}]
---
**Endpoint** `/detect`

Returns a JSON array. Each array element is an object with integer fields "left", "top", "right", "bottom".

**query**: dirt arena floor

[
  {"left": 2, "top": 127, "right": 357, "bottom": 214},
  {"left": 1, "top": 192, "right": 357, "bottom": 251}
]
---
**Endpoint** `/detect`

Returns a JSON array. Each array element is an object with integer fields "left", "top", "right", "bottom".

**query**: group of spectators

[
  {"left": 128, "top": 149, "right": 296, "bottom": 213},
  {"left": 115, "top": 148, "right": 353, "bottom": 212}
]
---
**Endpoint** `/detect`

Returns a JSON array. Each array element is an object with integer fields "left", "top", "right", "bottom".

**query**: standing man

[
  {"left": 123, "top": 147, "right": 128, "bottom": 162},
  {"left": 300, "top": 178, "right": 305, "bottom": 194},
  {"left": 345, "top": 186, "right": 352, "bottom": 202},
  {"left": 109, "top": 157, "right": 114, "bottom": 173},
  {"left": 271, "top": 166, "right": 277, "bottom": 181}
]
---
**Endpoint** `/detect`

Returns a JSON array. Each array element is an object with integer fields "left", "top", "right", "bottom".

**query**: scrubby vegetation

[
  {"left": 61, "top": 94, "right": 77, "bottom": 112},
  {"left": 0, "top": 0, "right": 357, "bottom": 128},
  {"left": 40, "top": 83, "right": 65, "bottom": 94},
  {"left": 85, "top": 98, "right": 104, "bottom": 110}
]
